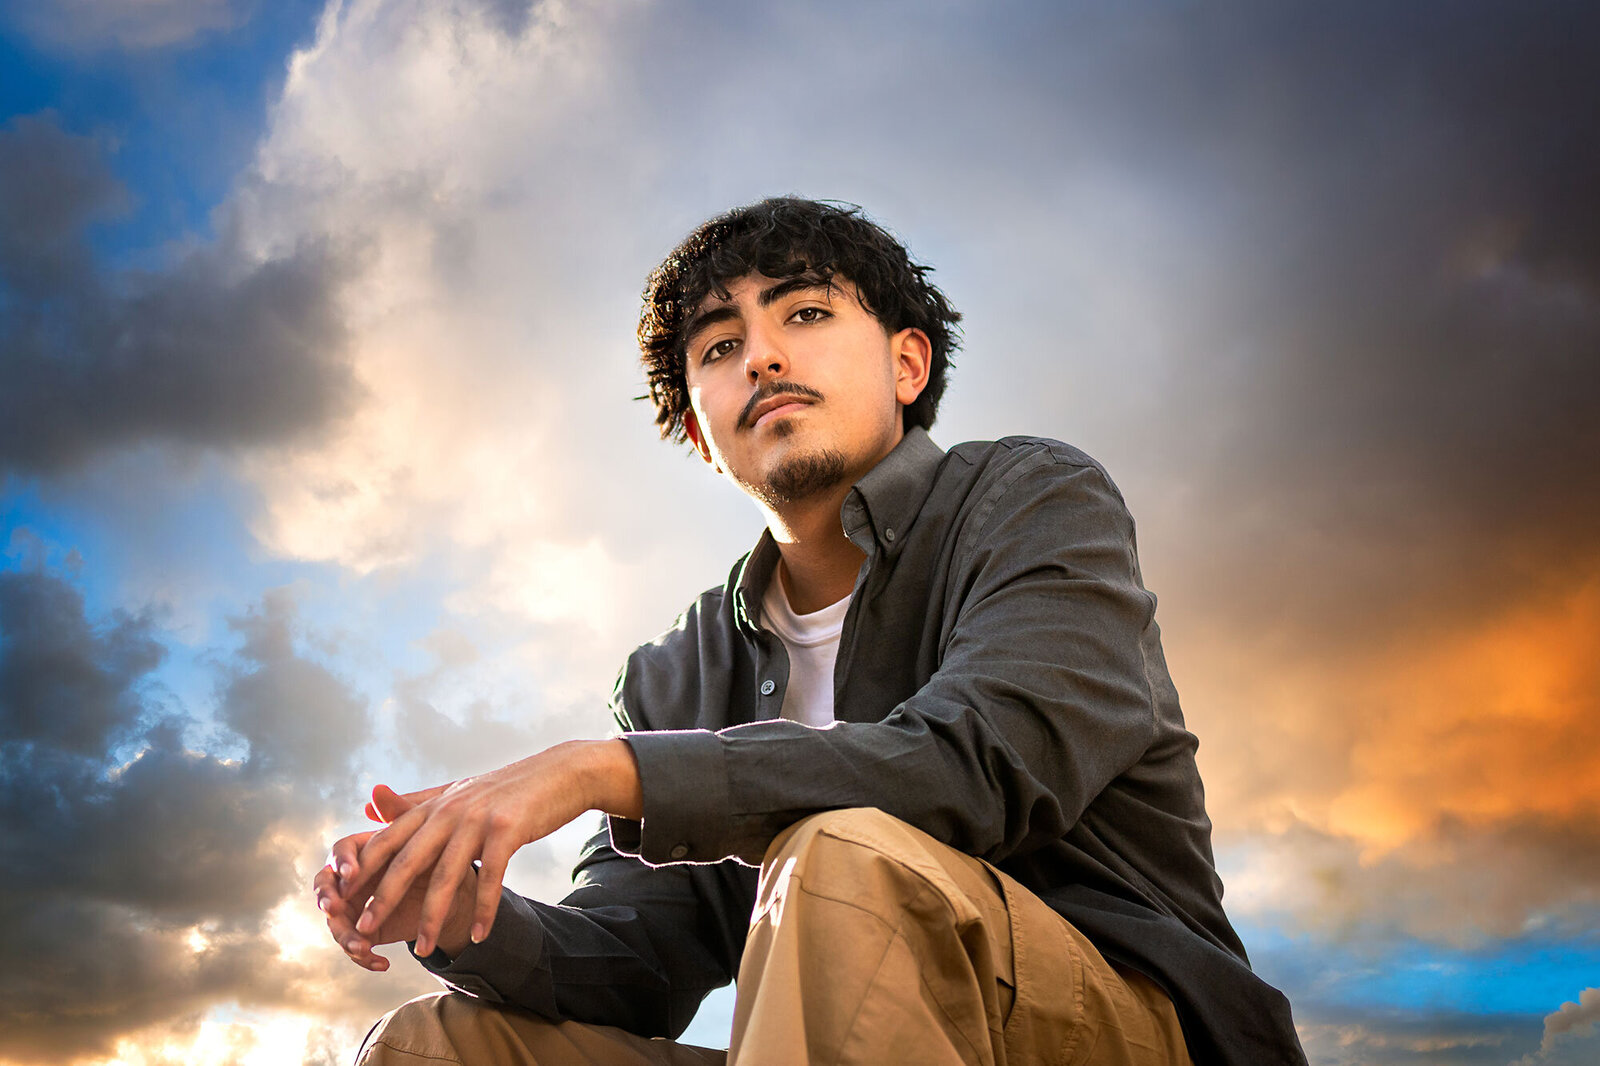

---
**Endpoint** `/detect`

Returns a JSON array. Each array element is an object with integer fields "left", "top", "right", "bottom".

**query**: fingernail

[
  {"left": 471, "top": 923, "right": 486, "bottom": 944},
  {"left": 356, "top": 911, "right": 375, "bottom": 934},
  {"left": 317, "top": 896, "right": 330, "bottom": 914},
  {"left": 415, "top": 935, "right": 432, "bottom": 956},
  {"left": 339, "top": 862, "right": 355, "bottom": 881},
  {"left": 345, "top": 937, "right": 364, "bottom": 954}
]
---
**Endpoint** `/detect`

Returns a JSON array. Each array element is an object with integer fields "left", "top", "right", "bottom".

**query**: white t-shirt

[{"left": 759, "top": 568, "right": 850, "bottom": 728}]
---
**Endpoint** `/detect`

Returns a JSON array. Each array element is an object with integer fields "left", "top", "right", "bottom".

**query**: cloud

[
  {"left": 0, "top": 112, "right": 127, "bottom": 298},
  {"left": 51, "top": 1010, "right": 367, "bottom": 1066},
  {"left": 180, "top": 0, "right": 1600, "bottom": 952},
  {"left": 2, "top": 0, "right": 255, "bottom": 52},
  {"left": 0, "top": 568, "right": 162, "bottom": 754},
  {"left": 1286, "top": 997, "right": 1600, "bottom": 1066},
  {"left": 1005, "top": 0, "right": 1600, "bottom": 946},
  {"left": 1517, "top": 989, "right": 1600, "bottom": 1065},
  {"left": 0, "top": 565, "right": 409, "bottom": 1062},
  {"left": 205, "top": 0, "right": 758, "bottom": 714},
  {"left": 1542, "top": 989, "right": 1600, "bottom": 1046},
  {"left": 393, "top": 672, "right": 564, "bottom": 782},
  {"left": 1196, "top": 574, "right": 1600, "bottom": 946},
  {"left": 219, "top": 587, "right": 369, "bottom": 781},
  {"left": 1296, "top": 1012, "right": 1521, "bottom": 1066},
  {"left": 1142, "top": 0, "right": 1600, "bottom": 636},
  {"left": 0, "top": 112, "right": 361, "bottom": 479}
]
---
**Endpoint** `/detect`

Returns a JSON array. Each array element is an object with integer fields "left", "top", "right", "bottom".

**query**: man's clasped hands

[{"left": 313, "top": 738, "right": 644, "bottom": 970}]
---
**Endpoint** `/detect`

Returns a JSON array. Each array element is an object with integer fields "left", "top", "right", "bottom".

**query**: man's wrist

[{"left": 581, "top": 738, "right": 644, "bottom": 821}]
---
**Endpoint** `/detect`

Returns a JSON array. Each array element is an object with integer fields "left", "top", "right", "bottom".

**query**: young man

[{"left": 316, "top": 198, "right": 1307, "bottom": 1064}]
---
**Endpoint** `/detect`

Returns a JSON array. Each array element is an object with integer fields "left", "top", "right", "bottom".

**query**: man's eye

[
  {"left": 791, "top": 307, "right": 829, "bottom": 324},
  {"left": 703, "top": 338, "right": 738, "bottom": 363}
]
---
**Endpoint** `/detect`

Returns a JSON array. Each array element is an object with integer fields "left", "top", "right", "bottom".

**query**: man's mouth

[{"left": 740, "top": 386, "right": 823, "bottom": 430}]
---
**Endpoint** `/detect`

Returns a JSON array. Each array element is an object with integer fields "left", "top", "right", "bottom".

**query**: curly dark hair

[{"left": 639, "top": 197, "right": 962, "bottom": 443}]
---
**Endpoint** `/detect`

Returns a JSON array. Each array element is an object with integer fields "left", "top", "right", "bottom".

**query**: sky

[{"left": 1, "top": 0, "right": 1597, "bottom": 1063}]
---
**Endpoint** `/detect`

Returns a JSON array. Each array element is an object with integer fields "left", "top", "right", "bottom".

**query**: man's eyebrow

[
  {"left": 682, "top": 275, "right": 838, "bottom": 350},
  {"left": 682, "top": 305, "right": 739, "bottom": 349},
  {"left": 756, "top": 274, "right": 834, "bottom": 307}
]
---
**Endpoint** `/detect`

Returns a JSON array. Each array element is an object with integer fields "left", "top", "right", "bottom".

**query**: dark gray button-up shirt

[{"left": 422, "top": 428, "right": 1306, "bottom": 1065}]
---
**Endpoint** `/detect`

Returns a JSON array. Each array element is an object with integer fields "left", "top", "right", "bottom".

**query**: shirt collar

[
  {"left": 732, "top": 427, "right": 946, "bottom": 635},
  {"left": 841, "top": 426, "right": 946, "bottom": 558},
  {"left": 733, "top": 532, "right": 781, "bottom": 636}
]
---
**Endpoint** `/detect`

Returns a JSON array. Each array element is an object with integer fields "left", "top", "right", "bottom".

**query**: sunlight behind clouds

[
  {"left": 231, "top": 0, "right": 677, "bottom": 655},
  {"left": 89, "top": 1011, "right": 340, "bottom": 1066}
]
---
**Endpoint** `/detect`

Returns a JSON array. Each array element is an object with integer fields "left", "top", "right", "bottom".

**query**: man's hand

[
  {"left": 315, "top": 785, "right": 476, "bottom": 969},
  {"left": 333, "top": 739, "right": 642, "bottom": 959}
]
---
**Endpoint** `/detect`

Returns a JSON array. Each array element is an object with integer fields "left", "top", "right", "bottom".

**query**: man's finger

[
  {"left": 344, "top": 805, "right": 429, "bottom": 900},
  {"left": 355, "top": 810, "right": 462, "bottom": 936},
  {"left": 314, "top": 871, "right": 340, "bottom": 920},
  {"left": 473, "top": 836, "right": 516, "bottom": 945},
  {"left": 341, "top": 932, "right": 388, "bottom": 972},
  {"left": 413, "top": 837, "right": 478, "bottom": 957},
  {"left": 316, "top": 876, "right": 387, "bottom": 972},
  {"left": 328, "top": 830, "right": 376, "bottom": 891},
  {"left": 327, "top": 906, "right": 387, "bottom": 972},
  {"left": 314, "top": 864, "right": 341, "bottom": 911}
]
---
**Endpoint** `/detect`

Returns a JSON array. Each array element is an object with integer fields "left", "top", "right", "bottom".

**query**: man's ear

[
  {"left": 891, "top": 328, "right": 933, "bottom": 408},
  {"left": 684, "top": 409, "right": 718, "bottom": 469}
]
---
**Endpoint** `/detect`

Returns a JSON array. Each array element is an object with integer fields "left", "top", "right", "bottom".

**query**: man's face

[{"left": 681, "top": 273, "right": 930, "bottom": 508}]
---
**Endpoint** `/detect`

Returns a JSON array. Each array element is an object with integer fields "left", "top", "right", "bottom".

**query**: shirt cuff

[
  {"left": 616, "top": 729, "right": 730, "bottom": 864},
  {"left": 412, "top": 887, "right": 554, "bottom": 1011}
]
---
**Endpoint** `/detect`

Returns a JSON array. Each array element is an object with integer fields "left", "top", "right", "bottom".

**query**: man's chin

[{"left": 746, "top": 447, "right": 849, "bottom": 506}]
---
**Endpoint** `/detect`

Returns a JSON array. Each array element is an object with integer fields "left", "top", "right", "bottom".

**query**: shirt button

[
  {"left": 669, "top": 843, "right": 689, "bottom": 859},
  {"left": 884, "top": 527, "right": 896, "bottom": 542},
  {"left": 760, "top": 679, "right": 776, "bottom": 695}
]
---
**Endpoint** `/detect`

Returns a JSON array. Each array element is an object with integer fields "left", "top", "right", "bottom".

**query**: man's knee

[
  {"left": 761, "top": 806, "right": 910, "bottom": 870},
  {"left": 761, "top": 806, "right": 962, "bottom": 902},
  {"left": 757, "top": 806, "right": 999, "bottom": 933}
]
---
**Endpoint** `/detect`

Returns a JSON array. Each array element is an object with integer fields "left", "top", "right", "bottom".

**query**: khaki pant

[{"left": 359, "top": 809, "right": 1192, "bottom": 1065}]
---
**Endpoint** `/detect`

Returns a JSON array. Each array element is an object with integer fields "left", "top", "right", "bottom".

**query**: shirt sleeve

[
  {"left": 415, "top": 818, "right": 756, "bottom": 1037},
  {"left": 620, "top": 452, "right": 1165, "bottom": 866}
]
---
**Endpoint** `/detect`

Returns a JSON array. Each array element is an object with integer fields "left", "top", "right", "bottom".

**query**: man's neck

[{"left": 762, "top": 483, "right": 865, "bottom": 614}]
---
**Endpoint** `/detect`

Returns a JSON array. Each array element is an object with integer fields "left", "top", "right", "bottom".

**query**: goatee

[{"left": 746, "top": 447, "right": 848, "bottom": 506}]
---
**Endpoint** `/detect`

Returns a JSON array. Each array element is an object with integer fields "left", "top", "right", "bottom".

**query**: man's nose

[{"left": 742, "top": 322, "right": 788, "bottom": 383}]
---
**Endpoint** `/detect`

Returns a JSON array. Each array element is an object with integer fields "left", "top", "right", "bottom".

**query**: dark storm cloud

[
  {"left": 1069, "top": 0, "right": 1600, "bottom": 632},
  {"left": 220, "top": 588, "right": 369, "bottom": 781},
  {"left": 0, "top": 111, "right": 126, "bottom": 298},
  {"left": 0, "top": 567, "right": 372, "bottom": 1059},
  {"left": 1068, "top": 6, "right": 1600, "bottom": 933},
  {"left": 0, "top": 112, "right": 360, "bottom": 478},
  {"left": 0, "top": 568, "right": 162, "bottom": 753}
]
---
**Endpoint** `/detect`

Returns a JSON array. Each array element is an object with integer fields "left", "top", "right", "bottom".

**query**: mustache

[{"left": 738, "top": 382, "right": 824, "bottom": 429}]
